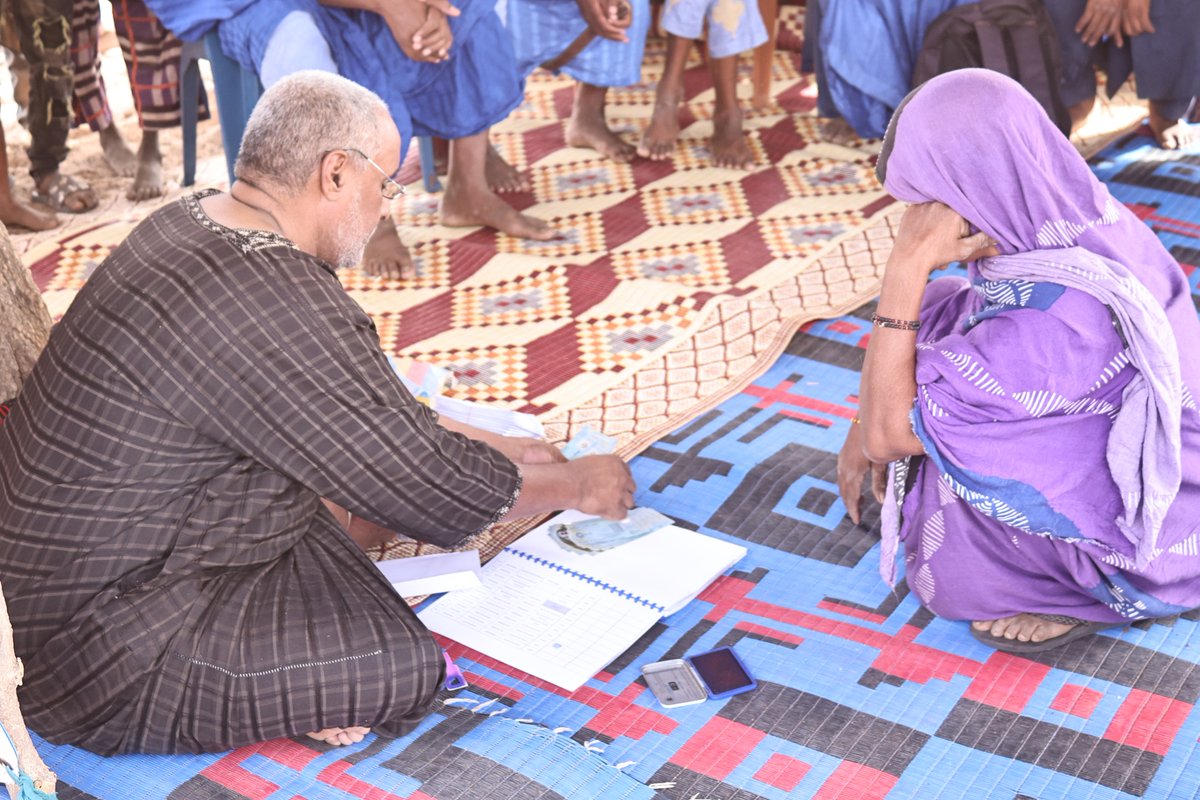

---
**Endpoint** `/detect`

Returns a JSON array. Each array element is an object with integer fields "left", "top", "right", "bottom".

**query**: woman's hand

[
  {"left": 837, "top": 422, "right": 887, "bottom": 525},
  {"left": 1075, "top": 0, "right": 1125, "bottom": 47},
  {"left": 890, "top": 202, "right": 997, "bottom": 280}
]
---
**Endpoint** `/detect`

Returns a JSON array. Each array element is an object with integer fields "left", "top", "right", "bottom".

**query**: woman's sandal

[
  {"left": 31, "top": 173, "right": 98, "bottom": 214},
  {"left": 970, "top": 614, "right": 1127, "bottom": 654}
]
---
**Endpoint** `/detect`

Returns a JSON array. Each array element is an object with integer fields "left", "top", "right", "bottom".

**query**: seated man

[
  {"left": 1044, "top": 0, "right": 1199, "bottom": 150},
  {"left": 506, "top": 0, "right": 650, "bottom": 161},
  {"left": 802, "top": 0, "right": 969, "bottom": 141},
  {"left": 144, "top": 0, "right": 554, "bottom": 281},
  {"left": 0, "top": 71, "right": 635, "bottom": 755}
]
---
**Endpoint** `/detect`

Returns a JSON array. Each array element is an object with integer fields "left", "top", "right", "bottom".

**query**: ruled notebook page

[
  {"left": 417, "top": 550, "right": 661, "bottom": 691},
  {"left": 416, "top": 510, "right": 747, "bottom": 691}
]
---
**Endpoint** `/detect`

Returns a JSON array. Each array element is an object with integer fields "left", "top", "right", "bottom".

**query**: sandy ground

[{"left": 3, "top": 42, "right": 228, "bottom": 259}]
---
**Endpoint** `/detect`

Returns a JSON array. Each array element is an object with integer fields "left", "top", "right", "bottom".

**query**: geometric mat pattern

[
  {"left": 34, "top": 126, "right": 1200, "bottom": 799},
  {"left": 22, "top": 27, "right": 892, "bottom": 445}
]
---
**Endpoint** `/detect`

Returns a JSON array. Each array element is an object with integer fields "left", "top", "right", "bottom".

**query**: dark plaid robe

[{"left": 0, "top": 191, "right": 521, "bottom": 755}]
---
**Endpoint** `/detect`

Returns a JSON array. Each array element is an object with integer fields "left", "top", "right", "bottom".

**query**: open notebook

[{"left": 417, "top": 509, "right": 747, "bottom": 691}]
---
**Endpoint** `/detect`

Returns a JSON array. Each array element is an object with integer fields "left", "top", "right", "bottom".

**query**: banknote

[
  {"left": 550, "top": 508, "right": 674, "bottom": 555},
  {"left": 560, "top": 425, "right": 618, "bottom": 459}
]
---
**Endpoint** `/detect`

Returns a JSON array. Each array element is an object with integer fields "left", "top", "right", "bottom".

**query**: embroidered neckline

[{"left": 183, "top": 189, "right": 297, "bottom": 255}]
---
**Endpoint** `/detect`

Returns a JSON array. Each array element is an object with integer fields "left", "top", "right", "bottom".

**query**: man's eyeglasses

[{"left": 331, "top": 147, "right": 405, "bottom": 200}]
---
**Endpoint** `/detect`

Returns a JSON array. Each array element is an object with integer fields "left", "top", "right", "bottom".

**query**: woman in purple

[{"left": 837, "top": 69, "right": 1200, "bottom": 653}]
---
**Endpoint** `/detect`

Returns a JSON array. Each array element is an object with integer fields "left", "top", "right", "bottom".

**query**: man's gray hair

[{"left": 235, "top": 71, "right": 389, "bottom": 194}]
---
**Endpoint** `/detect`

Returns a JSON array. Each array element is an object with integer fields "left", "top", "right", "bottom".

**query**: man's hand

[
  {"left": 576, "top": 0, "right": 632, "bottom": 42},
  {"left": 1075, "top": 0, "right": 1125, "bottom": 47},
  {"left": 836, "top": 422, "right": 887, "bottom": 525},
  {"left": 412, "top": 7, "right": 453, "bottom": 62},
  {"left": 572, "top": 454, "right": 636, "bottom": 520},
  {"left": 1121, "top": 0, "right": 1154, "bottom": 38},
  {"left": 891, "top": 203, "right": 996, "bottom": 280}
]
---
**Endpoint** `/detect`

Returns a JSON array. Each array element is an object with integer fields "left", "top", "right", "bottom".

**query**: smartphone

[{"left": 641, "top": 646, "right": 756, "bottom": 707}]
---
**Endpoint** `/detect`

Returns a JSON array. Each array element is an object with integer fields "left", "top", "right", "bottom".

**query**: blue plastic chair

[{"left": 180, "top": 32, "right": 441, "bottom": 191}]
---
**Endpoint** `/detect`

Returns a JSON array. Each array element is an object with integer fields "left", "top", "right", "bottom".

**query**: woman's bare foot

[
  {"left": 638, "top": 92, "right": 681, "bottom": 161},
  {"left": 98, "top": 124, "right": 137, "bottom": 177},
  {"left": 361, "top": 219, "right": 415, "bottom": 279},
  {"left": 1149, "top": 102, "right": 1200, "bottom": 150},
  {"left": 127, "top": 130, "right": 164, "bottom": 202},
  {"left": 710, "top": 110, "right": 754, "bottom": 169},
  {"left": 567, "top": 83, "right": 636, "bottom": 162},
  {"left": 306, "top": 726, "right": 370, "bottom": 747},
  {"left": 440, "top": 182, "right": 555, "bottom": 240},
  {"left": 819, "top": 116, "right": 857, "bottom": 146},
  {"left": 971, "top": 614, "right": 1076, "bottom": 644},
  {"left": 486, "top": 144, "right": 530, "bottom": 193},
  {"left": 0, "top": 193, "right": 57, "bottom": 231}
]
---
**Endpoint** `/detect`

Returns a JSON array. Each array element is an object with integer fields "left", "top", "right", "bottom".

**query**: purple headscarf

[{"left": 877, "top": 69, "right": 1200, "bottom": 569}]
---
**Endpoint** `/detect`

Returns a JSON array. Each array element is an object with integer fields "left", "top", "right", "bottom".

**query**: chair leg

[
  {"left": 418, "top": 136, "right": 442, "bottom": 193},
  {"left": 180, "top": 51, "right": 201, "bottom": 187},
  {"left": 751, "top": 0, "right": 780, "bottom": 110}
]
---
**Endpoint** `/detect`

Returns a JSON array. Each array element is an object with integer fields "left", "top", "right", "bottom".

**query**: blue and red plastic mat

[{"left": 39, "top": 130, "right": 1200, "bottom": 799}]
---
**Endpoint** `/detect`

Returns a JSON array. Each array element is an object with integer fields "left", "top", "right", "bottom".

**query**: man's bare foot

[
  {"left": 1149, "top": 102, "right": 1200, "bottom": 150},
  {"left": 127, "top": 130, "right": 164, "bottom": 202},
  {"left": 440, "top": 183, "right": 555, "bottom": 240},
  {"left": 361, "top": 218, "right": 414, "bottom": 279},
  {"left": 819, "top": 116, "right": 857, "bottom": 146},
  {"left": 486, "top": 144, "right": 530, "bottom": 193},
  {"left": 638, "top": 92, "right": 681, "bottom": 161},
  {"left": 971, "top": 614, "right": 1076, "bottom": 644},
  {"left": 306, "top": 726, "right": 370, "bottom": 747},
  {"left": 98, "top": 124, "right": 137, "bottom": 177},
  {"left": 710, "top": 110, "right": 754, "bottom": 169},
  {"left": 0, "top": 193, "right": 57, "bottom": 231},
  {"left": 567, "top": 83, "right": 636, "bottom": 162}
]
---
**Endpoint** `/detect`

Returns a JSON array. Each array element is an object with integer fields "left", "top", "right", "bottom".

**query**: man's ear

[{"left": 319, "top": 150, "right": 351, "bottom": 199}]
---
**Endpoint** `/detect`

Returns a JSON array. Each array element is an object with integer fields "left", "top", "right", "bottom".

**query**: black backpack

[{"left": 912, "top": 0, "right": 1072, "bottom": 135}]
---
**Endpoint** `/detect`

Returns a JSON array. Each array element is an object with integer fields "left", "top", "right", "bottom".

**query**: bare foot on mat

[
  {"left": 1149, "top": 102, "right": 1200, "bottom": 150},
  {"left": 307, "top": 726, "right": 371, "bottom": 747},
  {"left": 638, "top": 92, "right": 681, "bottom": 162},
  {"left": 361, "top": 219, "right": 415, "bottom": 279},
  {"left": 440, "top": 184, "right": 555, "bottom": 240},
  {"left": 486, "top": 144, "right": 530, "bottom": 193},
  {"left": 710, "top": 110, "right": 755, "bottom": 170}
]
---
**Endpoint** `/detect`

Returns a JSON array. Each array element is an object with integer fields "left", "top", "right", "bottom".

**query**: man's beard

[{"left": 333, "top": 201, "right": 373, "bottom": 269}]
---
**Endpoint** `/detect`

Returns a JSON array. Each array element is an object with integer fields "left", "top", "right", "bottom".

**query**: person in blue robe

[
  {"left": 146, "top": 0, "right": 555, "bottom": 279},
  {"left": 505, "top": 0, "right": 650, "bottom": 161}
]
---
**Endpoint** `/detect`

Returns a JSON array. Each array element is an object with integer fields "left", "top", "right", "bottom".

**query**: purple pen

[{"left": 443, "top": 649, "right": 468, "bottom": 691}]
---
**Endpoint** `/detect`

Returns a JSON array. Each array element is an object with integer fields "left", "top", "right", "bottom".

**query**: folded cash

[
  {"left": 560, "top": 425, "right": 618, "bottom": 460},
  {"left": 549, "top": 507, "right": 674, "bottom": 555}
]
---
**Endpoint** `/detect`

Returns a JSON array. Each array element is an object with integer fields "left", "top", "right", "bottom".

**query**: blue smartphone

[{"left": 687, "top": 646, "right": 757, "bottom": 700}]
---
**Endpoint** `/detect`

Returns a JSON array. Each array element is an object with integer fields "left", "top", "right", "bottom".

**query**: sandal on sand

[
  {"left": 970, "top": 614, "right": 1126, "bottom": 654},
  {"left": 32, "top": 173, "right": 97, "bottom": 214}
]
